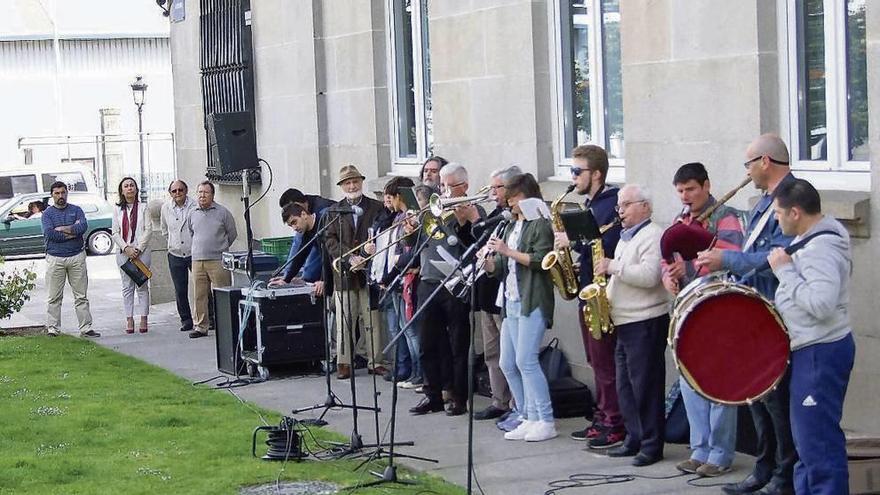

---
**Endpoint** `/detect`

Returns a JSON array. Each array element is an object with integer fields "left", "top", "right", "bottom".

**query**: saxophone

[
  {"left": 579, "top": 218, "right": 621, "bottom": 340},
  {"left": 540, "top": 185, "right": 580, "bottom": 300}
]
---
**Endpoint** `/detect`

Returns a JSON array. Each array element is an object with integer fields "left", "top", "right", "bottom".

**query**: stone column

[{"left": 146, "top": 199, "right": 174, "bottom": 305}]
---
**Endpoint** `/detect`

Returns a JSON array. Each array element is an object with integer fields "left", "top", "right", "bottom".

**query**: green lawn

[{"left": 0, "top": 336, "right": 462, "bottom": 495}]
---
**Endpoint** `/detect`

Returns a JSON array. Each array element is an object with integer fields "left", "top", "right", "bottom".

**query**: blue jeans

[
  {"left": 499, "top": 300, "right": 553, "bottom": 422},
  {"left": 680, "top": 377, "right": 737, "bottom": 467},
  {"left": 381, "top": 295, "right": 411, "bottom": 380},
  {"left": 790, "top": 334, "right": 854, "bottom": 495},
  {"left": 392, "top": 292, "right": 422, "bottom": 383}
]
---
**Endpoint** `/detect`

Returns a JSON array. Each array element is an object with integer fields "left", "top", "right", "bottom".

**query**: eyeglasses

[
  {"left": 445, "top": 181, "right": 466, "bottom": 190},
  {"left": 570, "top": 166, "right": 592, "bottom": 177},
  {"left": 743, "top": 155, "right": 790, "bottom": 169},
  {"left": 614, "top": 199, "right": 647, "bottom": 213},
  {"left": 170, "top": 188, "right": 185, "bottom": 193}
]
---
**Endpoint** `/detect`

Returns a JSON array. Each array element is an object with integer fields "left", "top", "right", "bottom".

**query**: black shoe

[
  {"left": 188, "top": 330, "right": 208, "bottom": 339},
  {"left": 179, "top": 325, "right": 193, "bottom": 332},
  {"left": 409, "top": 398, "right": 444, "bottom": 415},
  {"left": 79, "top": 330, "right": 101, "bottom": 338},
  {"left": 445, "top": 401, "right": 467, "bottom": 417},
  {"left": 722, "top": 475, "right": 769, "bottom": 495},
  {"left": 753, "top": 481, "right": 794, "bottom": 495},
  {"left": 632, "top": 452, "right": 663, "bottom": 467},
  {"left": 606, "top": 445, "right": 638, "bottom": 458},
  {"left": 473, "top": 405, "right": 507, "bottom": 421}
]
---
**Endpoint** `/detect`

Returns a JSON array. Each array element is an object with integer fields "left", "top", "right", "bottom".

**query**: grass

[{"left": 0, "top": 335, "right": 463, "bottom": 495}]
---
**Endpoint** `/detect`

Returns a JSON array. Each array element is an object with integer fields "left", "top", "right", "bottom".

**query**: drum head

[{"left": 676, "top": 291, "right": 789, "bottom": 405}]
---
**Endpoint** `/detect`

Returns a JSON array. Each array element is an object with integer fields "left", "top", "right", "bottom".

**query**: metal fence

[{"left": 17, "top": 132, "right": 176, "bottom": 202}]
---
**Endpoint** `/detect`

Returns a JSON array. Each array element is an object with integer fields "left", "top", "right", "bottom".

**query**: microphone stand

[
  {"left": 344, "top": 222, "right": 439, "bottom": 491},
  {"left": 290, "top": 214, "right": 375, "bottom": 427}
]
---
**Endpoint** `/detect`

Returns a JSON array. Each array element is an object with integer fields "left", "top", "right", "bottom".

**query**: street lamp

[{"left": 130, "top": 75, "right": 148, "bottom": 202}]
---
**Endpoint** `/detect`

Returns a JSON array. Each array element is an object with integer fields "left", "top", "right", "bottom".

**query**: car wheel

[{"left": 87, "top": 230, "right": 113, "bottom": 256}]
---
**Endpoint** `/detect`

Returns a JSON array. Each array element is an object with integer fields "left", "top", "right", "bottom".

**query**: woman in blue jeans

[{"left": 485, "top": 172, "right": 557, "bottom": 442}]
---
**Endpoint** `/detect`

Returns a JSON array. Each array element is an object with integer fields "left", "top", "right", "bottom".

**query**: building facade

[
  {"left": 0, "top": 0, "right": 175, "bottom": 199},
  {"left": 168, "top": 0, "right": 879, "bottom": 433}
]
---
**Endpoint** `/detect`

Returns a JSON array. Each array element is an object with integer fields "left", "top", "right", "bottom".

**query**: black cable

[
  {"left": 685, "top": 475, "right": 733, "bottom": 488},
  {"left": 245, "top": 158, "right": 273, "bottom": 212},
  {"left": 543, "top": 471, "right": 687, "bottom": 495}
]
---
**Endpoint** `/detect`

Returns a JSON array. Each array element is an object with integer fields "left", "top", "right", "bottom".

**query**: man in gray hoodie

[{"left": 768, "top": 178, "right": 854, "bottom": 495}]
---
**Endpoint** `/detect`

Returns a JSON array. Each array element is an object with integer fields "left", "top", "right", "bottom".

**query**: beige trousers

[
  {"left": 46, "top": 251, "right": 92, "bottom": 334},
  {"left": 192, "top": 259, "right": 230, "bottom": 333},
  {"left": 334, "top": 287, "right": 383, "bottom": 368}
]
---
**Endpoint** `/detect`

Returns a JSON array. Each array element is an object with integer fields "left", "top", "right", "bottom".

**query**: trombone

[{"left": 331, "top": 207, "right": 428, "bottom": 273}]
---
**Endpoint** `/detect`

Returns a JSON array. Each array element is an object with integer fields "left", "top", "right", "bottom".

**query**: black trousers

[
  {"left": 417, "top": 281, "right": 471, "bottom": 404},
  {"left": 168, "top": 253, "right": 193, "bottom": 330},
  {"left": 615, "top": 314, "right": 669, "bottom": 458},
  {"left": 750, "top": 369, "right": 797, "bottom": 486}
]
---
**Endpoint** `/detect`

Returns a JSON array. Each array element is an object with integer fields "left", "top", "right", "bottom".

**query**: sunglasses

[
  {"left": 570, "top": 166, "right": 592, "bottom": 177},
  {"left": 170, "top": 188, "right": 186, "bottom": 193}
]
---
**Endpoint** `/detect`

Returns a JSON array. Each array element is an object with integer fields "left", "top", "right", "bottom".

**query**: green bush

[{"left": 0, "top": 256, "right": 37, "bottom": 320}]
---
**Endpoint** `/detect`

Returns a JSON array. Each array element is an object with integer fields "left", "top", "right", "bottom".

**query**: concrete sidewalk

[{"left": 3, "top": 255, "right": 754, "bottom": 494}]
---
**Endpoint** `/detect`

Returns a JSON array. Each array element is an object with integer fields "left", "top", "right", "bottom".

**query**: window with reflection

[
  {"left": 792, "top": 0, "right": 868, "bottom": 167},
  {"left": 389, "top": 0, "right": 432, "bottom": 163},
  {"left": 559, "top": 0, "right": 624, "bottom": 160}
]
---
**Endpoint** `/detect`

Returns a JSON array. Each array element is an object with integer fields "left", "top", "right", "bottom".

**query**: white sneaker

[
  {"left": 525, "top": 421, "right": 558, "bottom": 442},
  {"left": 396, "top": 381, "right": 411, "bottom": 388},
  {"left": 504, "top": 419, "right": 534, "bottom": 440},
  {"left": 47, "top": 329, "right": 59, "bottom": 337}
]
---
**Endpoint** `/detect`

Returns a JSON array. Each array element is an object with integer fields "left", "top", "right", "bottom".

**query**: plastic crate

[{"left": 260, "top": 236, "right": 293, "bottom": 264}]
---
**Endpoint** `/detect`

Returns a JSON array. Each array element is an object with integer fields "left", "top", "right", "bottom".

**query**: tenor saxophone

[
  {"left": 579, "top": 218, "right": 621, "bottom": 340},
  {"left": 540, "top": 185, "right": 580, "bottom": 300}
]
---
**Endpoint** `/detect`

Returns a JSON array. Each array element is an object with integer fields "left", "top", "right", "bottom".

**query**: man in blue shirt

[
  {"left": 697, "top": 134, "right": 796, "bottom": 495},
  {"left": 41, "top": 181, "right": 99, "bottom": 338},
  {"left": 269, "top": 188, "right": 332, "bottom": 288}
]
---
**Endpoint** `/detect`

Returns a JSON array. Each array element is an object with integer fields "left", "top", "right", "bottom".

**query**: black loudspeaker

[
  {"left": 213, "top": 286, "right": 244, "bottom": 375},
  {"left": 206, "top": 111, "right": 258, "bottom": 175}
]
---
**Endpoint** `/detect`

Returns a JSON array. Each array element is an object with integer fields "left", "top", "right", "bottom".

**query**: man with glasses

[
  {"left": 472, "top": 165, "right": 521, "bottom": 422},
  {"left": 160, "top": 180, "right": 197, "bottom": 333},
  {"left": 554, "top": 145, "right": 625, "bottom": 449},
  {"left": 408, "top": 163, "right": 483, "bottom": 417},
  {"left": 697, "top": 134, "right": 796, "bottom": 495},
  {"left": 598, "top": 184, "right": 669, "bottom": 467}
]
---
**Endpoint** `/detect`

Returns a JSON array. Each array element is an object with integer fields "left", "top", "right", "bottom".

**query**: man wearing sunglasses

[
  {"left": 696, "top": 134, "right": 796, "bottom": 495},
  {"left": 160, "top": 180, "right": 198, "bottom": 333},
  {"left": 553, "top": 145, "right": 625, "bottom": 450}
]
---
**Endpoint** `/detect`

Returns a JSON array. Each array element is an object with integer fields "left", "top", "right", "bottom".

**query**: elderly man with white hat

[{"left": 323, "top": 164, "right": 385, "bottom": 379}]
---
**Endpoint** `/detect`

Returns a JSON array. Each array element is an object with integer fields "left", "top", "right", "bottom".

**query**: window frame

[
  {"left": 549, "top": 0, "right": 625, "bottom": 184},
  {"left": 780, "top": 0, "right": 870, "bottom": 191},
  {"left": 386, "top": 0, "right": 432, "bottom": 177}
]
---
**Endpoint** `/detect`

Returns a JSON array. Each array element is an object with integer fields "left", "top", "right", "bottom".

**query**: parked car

[
  {"left": 0, "top": 164, "right": 100, "bottom": 200},
  {"left": 0, "top": 192, "right": 114, "bottom": 256}
]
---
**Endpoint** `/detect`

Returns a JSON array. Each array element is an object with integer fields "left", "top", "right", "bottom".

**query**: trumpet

[{"left": 428, "top": 192, "right": 492, "bottom": 217}]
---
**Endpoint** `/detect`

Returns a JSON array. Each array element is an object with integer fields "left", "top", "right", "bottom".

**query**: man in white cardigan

[{"left": 594, "top": 184, "right": 670, "bottom": 467}]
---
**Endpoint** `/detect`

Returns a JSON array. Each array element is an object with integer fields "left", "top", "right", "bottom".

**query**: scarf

[{"left": 122, "top": 201, "right": 139, "bottom": 244}]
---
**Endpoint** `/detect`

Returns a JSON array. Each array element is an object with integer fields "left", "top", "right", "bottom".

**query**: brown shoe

[
  {"left": 696, "top": 463, "right": 731, "bottom": 477},
  {"left": 337, "top": 364, "right": 351, "bottom": 380},
  {"left": 676, "top": 459, "right": 704, "bottom": 474},
  {"left": 368, "top": 365, "right": 388, "bottom": 376}
]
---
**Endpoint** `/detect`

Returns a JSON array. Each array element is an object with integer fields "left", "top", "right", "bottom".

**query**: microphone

[
  {"left": 328, "top": 204, "right": 363, "bottom": 216},
  {"left": 474, "top": 210, "right": 513, "bottom": 230}
]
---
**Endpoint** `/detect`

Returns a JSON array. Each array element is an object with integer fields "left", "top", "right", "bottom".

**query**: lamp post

[{"left": 130, "top": 75, "right": 148, "bottom": 202}]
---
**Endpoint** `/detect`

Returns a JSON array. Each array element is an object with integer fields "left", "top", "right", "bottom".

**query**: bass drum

[{"left": 669, "top": 274, "right": 790, "bottom": 405}]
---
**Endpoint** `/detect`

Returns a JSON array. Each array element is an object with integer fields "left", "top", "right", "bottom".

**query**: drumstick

[{"left": 707, "top": 236, "right": 718, "bottom": 251}]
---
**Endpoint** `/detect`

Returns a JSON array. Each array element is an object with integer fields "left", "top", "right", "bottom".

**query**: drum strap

[
  {"left": 742, "top": 202, "right": 774, "bottom": 252},
  {"left": 742, "top": 229, "right": 841, "bottom": 280}
]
